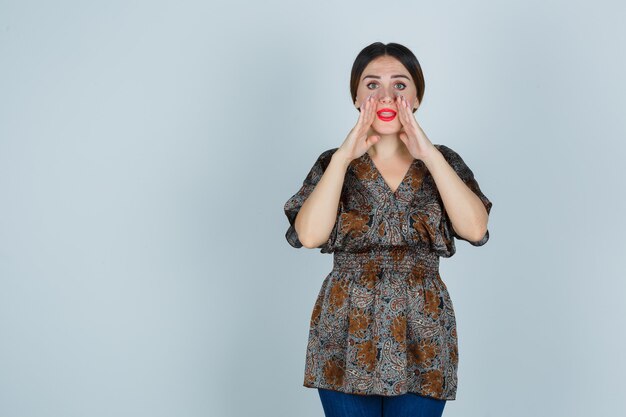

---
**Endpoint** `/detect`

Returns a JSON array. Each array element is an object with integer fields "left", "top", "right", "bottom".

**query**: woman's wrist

[{"left": 332, "top": 149, "right": 353, "bottom": 170}]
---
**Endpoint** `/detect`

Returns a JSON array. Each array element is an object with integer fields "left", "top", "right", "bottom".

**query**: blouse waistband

[{"left": 332, "top": 246, "right": 440, "bottom": 272}]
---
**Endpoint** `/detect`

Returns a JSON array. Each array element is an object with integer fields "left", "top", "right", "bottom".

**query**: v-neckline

[{"left": 364, "top": 151, "right": 417, "bottom": 196}]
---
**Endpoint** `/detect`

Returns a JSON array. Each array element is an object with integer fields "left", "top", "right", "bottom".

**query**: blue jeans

[{"left": 317, "top": 388, "right": 447, "bottom": 417}]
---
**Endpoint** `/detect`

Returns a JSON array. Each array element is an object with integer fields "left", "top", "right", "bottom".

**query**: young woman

[{"left": 284, "top": 42, "right": 493, "bottom": 417}]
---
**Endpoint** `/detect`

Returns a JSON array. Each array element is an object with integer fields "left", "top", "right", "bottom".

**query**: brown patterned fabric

[{"left": 284, "top": 144, "right": 492, "bottom": 400}]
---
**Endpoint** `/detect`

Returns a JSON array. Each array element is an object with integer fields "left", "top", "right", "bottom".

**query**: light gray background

[{"left": 1, "top": 1, "right": 624, "bottom": 416}]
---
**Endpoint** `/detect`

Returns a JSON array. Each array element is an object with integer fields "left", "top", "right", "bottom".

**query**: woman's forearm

[
  {"left": 422, "top": 147, "right": 489, "bottom": 242},
  {"left": 295, "top": 150, "right": 351, "bottom": 248}
]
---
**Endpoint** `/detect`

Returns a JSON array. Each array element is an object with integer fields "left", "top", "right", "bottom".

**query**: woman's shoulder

[
  {"left": 319, "top": 147, "right": 340, "bottom": 159},
  {"left": 433, "top": 143, "right": 467, "bottom": 166},
  {"left": 314, "top": 147, "right": 340, "bottom": 168},
  {"left": 433, "top": 143, "right": 455, "bottom": 155}
]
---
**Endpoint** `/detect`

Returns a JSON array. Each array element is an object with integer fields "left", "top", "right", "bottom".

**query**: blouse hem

[{"left": 303, "top": 382, "right": 455, "bottom": 401}]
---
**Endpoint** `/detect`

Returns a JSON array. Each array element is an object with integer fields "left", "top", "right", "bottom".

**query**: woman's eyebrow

[{"left": 362, "top": 74, "right": 410, "bottom": 81}]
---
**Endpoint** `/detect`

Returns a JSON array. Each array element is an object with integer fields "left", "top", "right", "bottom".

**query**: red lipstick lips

[{"left": 376, "top": 108, "right": 397, "bottom": 122}]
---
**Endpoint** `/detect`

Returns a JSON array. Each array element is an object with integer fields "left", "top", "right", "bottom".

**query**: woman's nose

[{"left": 377, "top": 86, "right": 399, "bottom": 103}]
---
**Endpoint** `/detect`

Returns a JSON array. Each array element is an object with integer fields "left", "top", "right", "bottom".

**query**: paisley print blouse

[{"left": 283, "top": 144, "right": 493, "bottom": 400}]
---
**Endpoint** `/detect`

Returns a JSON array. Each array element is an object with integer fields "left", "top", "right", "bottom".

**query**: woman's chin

[{"left": 372, "top": 122, "right": 402, "bottom": 136}]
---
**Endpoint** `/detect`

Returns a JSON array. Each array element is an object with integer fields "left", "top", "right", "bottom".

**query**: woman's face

[{"left": 354, "top": 55, "right": 419, "bottom": 136}]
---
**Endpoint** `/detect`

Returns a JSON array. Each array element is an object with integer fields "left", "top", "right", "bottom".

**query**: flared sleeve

[
  {"left": 283, "top": 148, "right": 340, "bottom": 253},
  {"left": 432, "top": 144, "right": 493, "bottom": 257}
]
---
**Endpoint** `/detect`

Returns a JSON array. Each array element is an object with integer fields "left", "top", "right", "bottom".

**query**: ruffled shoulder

[
  {"left": 421, "top": 144, "right": 493, "bottom": 258},
  {"left": 283, "top": 148, "right": 340, "bottom": 253}
]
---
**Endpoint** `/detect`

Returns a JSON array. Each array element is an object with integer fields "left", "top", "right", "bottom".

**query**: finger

[
  {"left": 362, "top": 95, "right": 374, "bottom": 128},
  {"left": 396, "top": 96, "right": 406, "bottom": 125},
  {"left": 396, "top": 95, "right": 402, "bottom": 114},
  {"left": 369, "top": 94, "right": 378, "bottom": 125},
  {"left": 356, "top": 94, "right": 370, "bottom": 126},
  {"left": 360, "top": 94, "right": 374, "bottom": 121},
  {"left": 399, "top": 95, "right": 411, "bottom": 124}
]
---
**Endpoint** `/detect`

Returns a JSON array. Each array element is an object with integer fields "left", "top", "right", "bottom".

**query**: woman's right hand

[{"left": 336, "top": 94, "right": 380, "bottom": 162}]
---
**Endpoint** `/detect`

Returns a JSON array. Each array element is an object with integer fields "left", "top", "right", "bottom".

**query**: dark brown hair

[{"left": 350, "top": 42, "right": 425, "bottom": 113}]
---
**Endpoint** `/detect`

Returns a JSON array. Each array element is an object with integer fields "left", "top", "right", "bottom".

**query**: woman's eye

[{"left": 366, "top": 82, "right": 407, "bottom": 90}]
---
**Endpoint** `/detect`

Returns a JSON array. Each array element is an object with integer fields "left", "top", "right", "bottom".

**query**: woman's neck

[{"left": 368, "top": 133, "right": 410, "bottom": 160}]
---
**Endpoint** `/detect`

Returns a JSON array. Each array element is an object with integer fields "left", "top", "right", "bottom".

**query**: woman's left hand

[{"left": 396, "top": 95, "right": 438, "bottom": 162}]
